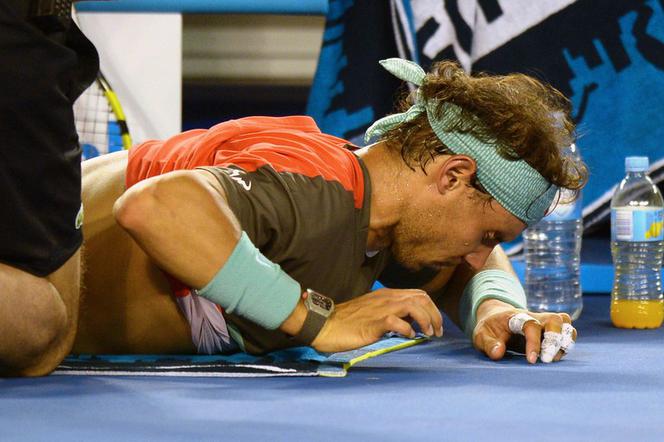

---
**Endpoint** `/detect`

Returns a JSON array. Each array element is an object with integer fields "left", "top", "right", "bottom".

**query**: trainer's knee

[
  {"left": 19, "top": 296, "right": 69, "bottom": 372},
  {"left": 0, "top": 264, "right": 74, "bottom": 376},
  {"left": 0, "top": 293, "right": 71, "bottom": 376}
]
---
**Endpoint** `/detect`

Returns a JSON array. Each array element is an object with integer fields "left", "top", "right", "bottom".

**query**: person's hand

[
  {"left": 311, "top": 288, "right": 443, "bottom": 353},
  {"left": 472, "top": 299, "right": 577, "bottom": 364}
]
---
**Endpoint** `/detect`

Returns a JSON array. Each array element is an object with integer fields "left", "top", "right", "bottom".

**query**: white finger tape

[
  {"left": 560, "top": 323, "right": 576, "bottom": 354},
  {"left": 508, "top": 313, "right": 540, "bottom": 336},
  {"left": 541, "top": 331, "right": 563, "bottom": 363}
]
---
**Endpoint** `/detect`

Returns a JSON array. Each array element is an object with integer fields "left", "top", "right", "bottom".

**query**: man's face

[{"left": 390, "top": 179, "right": 526, "bottom": 272}]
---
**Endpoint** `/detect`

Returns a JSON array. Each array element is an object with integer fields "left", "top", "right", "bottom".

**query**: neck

[{"left": 355, "top": 142, "right": 410, "bottom": 252}]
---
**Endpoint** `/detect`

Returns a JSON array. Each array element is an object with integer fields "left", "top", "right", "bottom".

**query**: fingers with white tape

[
  {"left": 540, "top": 331, "right": 563, "bottom": 363},
  {"left": 507, "top": 312, "right": 577, "bottom": 363},
  {"left": 560, "top": 323, "right": 576, "bottom": 354},
  {"left": 508, "top": 313, "right": 541, "bottom": 336},
  {"left": 540, "top": 321, "right": 577, "bottom": 363}
]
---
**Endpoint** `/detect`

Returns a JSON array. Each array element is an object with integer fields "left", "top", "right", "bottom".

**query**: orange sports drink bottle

[{"left": 610, "top": 157, "right": 664, "bottom": 329}]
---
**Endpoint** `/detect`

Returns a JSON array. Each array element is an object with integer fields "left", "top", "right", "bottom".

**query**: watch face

[
  {"left": 307, "top": 290, "right": 334, "bottom": 316},
  {"left": 311, "top": 294, "right": 333, "bottom": 311}
]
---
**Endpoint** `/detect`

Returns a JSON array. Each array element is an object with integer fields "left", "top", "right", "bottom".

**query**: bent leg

[
  {"left": 0, "top": 0, "right": 96, "bottom": 377},
  {"left": 0, "top": 250, "right": 80, "bottom": 376}
]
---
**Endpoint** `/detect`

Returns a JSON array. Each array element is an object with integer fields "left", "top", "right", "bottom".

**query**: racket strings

[{"left": 74, "top": 79, "right": 124, "bottom": 160}]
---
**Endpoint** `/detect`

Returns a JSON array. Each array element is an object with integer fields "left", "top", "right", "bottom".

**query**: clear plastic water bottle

[
  {"left": 523, "top": 144, "right": 583, "bottom": 320},
  {"left": 610, "top": 156, "right": 664, "bottom": 329}
]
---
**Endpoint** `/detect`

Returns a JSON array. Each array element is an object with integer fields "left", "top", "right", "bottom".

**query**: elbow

[{"left": 113, "top": 180, "right": 158, "bottom": 235}]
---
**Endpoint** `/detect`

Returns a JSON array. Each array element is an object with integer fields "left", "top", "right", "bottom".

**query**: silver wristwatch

[{"left": 293, "top": 289, "right": 334, "bottom": 346}]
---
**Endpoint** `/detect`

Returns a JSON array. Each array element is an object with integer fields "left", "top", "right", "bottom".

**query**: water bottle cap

[{"left": 625, "top": 156, "right": 649, "bottom": 172}]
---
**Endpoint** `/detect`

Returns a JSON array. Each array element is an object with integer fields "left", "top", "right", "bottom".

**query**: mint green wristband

[
  {"left": 458, "top": 269, "right": 527, "bottom": 338},
  {"left": 196, "top": 232, "right": 301, "bottom": 330}
]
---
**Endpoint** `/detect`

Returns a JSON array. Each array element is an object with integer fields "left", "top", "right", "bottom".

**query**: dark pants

[{"left": 0, "top": 0, "right": 99, "bottom": 276}]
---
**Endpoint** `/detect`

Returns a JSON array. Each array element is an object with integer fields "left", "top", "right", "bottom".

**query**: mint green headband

[{"left": 365, "top": 58, "right": 558, "bottom": 226}]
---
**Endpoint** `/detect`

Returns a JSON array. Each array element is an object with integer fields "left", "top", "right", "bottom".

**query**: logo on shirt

[
  {"left": 75, "top": 204, "right": 84, "bottom": 229},
  {"left": 225, "top": 168, "right": 252, "bottom": 191}
]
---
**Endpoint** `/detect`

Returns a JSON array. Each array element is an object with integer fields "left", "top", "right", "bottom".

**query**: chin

[
  {"left": 394, "top": 256, "right": 443, "bottom": 273},
  {"left": 391, "top": 244, "right": 450, "bottom": 273},
  {"left": 400, "top": 260, "right": 424, "bottom": 272},
  {"left": 390, "top": 251, "right": 422, "bottom": 272}
]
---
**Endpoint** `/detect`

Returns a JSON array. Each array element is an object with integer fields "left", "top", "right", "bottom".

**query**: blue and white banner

[{"left": 308, "top": 0, "right": 664, "bottom": 253}]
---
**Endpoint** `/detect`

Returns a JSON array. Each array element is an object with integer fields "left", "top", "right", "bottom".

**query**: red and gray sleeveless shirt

[{"left": 126, "top": 116, "right": 390, "bottom": 354}]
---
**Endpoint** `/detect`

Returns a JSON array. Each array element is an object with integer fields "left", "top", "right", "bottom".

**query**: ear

[{"left": 435, "top": 155, "right": 477, "bottom": 194}]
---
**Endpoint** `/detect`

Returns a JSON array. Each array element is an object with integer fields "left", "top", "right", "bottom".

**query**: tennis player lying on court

[{"left": 75, "top": 59, "right": 586, "bottom": 366}]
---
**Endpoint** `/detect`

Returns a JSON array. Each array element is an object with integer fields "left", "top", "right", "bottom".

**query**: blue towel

[{"left": 54, "top": 335, "right": 429, "bottom": 378}]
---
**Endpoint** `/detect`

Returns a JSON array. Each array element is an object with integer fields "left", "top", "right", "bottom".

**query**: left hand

[{"left": 472, "top": 299, "right": 578, "bottom": 364}]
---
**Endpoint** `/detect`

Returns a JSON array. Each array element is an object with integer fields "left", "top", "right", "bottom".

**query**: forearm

[
  {"left": 457, "top": 246, "right": 527, "bottom": 336},
  {"left": 472, "top": 246, "right": 525, "bottom": 316},
  {"left": 480, "top": 245, "right": 518, "bottom": 278}
]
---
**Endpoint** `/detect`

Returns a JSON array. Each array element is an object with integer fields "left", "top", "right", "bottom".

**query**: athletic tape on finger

[
  {"left": 508, "top": 313, "right": 541, "bottom": 336},
  {"left": 560, "top": 323, "right": 575, "bottom": 354},
  {"left": 540, "top": 331, "right": 563, "bottom": 363}
]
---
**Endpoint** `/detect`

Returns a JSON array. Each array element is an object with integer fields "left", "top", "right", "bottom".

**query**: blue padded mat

[{"left": 2, "top": 295, "right": 664, "bottom": 442}]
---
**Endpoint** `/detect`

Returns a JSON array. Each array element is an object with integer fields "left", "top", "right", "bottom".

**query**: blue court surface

[{"left": 2, "top": 293, "right": 663, "bottom": 441}]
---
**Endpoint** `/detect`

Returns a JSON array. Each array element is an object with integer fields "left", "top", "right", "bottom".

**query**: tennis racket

[{"left": 74, "top": 71, "right": 132, "bottom": 161}]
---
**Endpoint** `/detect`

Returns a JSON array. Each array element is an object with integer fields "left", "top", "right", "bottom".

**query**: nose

[{"left": 463, "top": 245, "right": 494, "bottom": 270}]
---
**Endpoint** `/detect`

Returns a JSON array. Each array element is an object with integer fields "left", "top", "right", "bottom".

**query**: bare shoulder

[
  {"left": 81, "top": 151, "right": 128, "bottom": 238},
  {"left": 82, "top": 150, "right": 128, "bottom": 195}
]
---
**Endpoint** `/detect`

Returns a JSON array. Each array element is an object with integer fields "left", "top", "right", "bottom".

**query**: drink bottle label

[{"left": 611, "top": 208, "right": 664, "bottom": 241}]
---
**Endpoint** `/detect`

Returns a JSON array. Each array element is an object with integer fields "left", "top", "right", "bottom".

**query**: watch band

[
  {"left": 293, "top": 308, "right": 328, "bottom": 346},
  {"left": 292, "top": 289, "right": 333, "bottom": 346}
]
